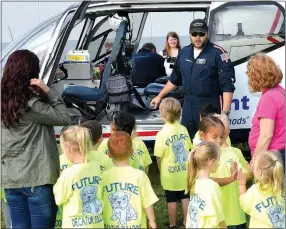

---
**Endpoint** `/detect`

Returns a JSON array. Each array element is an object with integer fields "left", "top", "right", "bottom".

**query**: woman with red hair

[
  {"left": 1, "top": 50, "right": 71, "bottom": 228},
  {"left": 247, "top": 53, "right": 285, "bottom": 165}
]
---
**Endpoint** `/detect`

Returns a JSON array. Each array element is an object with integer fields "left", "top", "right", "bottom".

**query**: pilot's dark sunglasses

[{"left": 191, "top": 32, "right": 206, "bottom": 37}]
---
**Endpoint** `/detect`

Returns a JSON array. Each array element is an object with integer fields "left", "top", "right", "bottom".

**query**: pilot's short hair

[{"left": 142, "top": 43, "right": 156, "bottom": 52}]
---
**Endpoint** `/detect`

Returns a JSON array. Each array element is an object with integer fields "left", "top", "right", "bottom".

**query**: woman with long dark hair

[{"left": 1, "top": 50, "right": 71, "bottom": 228}]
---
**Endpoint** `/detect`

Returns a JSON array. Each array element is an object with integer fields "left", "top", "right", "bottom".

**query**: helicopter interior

[{"left": 54, "top": 11, "right": 187, "bottom": 124}]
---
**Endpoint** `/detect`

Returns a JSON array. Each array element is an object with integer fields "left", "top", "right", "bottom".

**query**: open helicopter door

[{"left": 207, "top": 1, "right": 285, "bottom": 143}]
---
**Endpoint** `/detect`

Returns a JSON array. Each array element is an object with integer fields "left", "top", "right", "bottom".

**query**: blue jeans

[{"left": 4, "top": 184, "right": 57, "bottom": 229}]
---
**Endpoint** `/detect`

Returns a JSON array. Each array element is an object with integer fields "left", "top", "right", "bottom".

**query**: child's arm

[
  {"left": 237, "top": 169, "right": 247, "bottom": 196},
  {"left": 211, "top": 162, "right": 238, "bottom": 187},
  {"left": 211, "top": 176, "right": 236, "bottom": 186},
  {"left": 218, "top": 220, "right": 227, "bottom": 229},
  {"left": 53, "top": 172, "right": 71, "bottom": 206},
  {"left": 145, "top": 205, "right": 157, "bottom": 229},
  {"left": 156, "top": 157, "right": 161, "bottom": 172}
]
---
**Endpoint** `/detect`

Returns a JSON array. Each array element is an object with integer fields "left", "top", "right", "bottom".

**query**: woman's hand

[{"left": 30, "top": 79, "right": 50, "bottom": 93}]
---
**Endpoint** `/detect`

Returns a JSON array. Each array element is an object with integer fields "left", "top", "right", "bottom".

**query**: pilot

[
  {"left": 151, "top": 19, "right": 235, "bottom": 139},
  {"left": 131, "top": 43, "right": 166, "bottom": 87}
]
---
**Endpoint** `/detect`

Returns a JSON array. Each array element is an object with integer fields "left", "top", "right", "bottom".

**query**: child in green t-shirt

[
  {"left": 102, "top": 131, "right": 158, "bottom": 228},
  {"left": 98, "top": 111, "right": 152, "bottom": 174},
  {"left": 193, "top": 104, "right": 231, "bottom": 146},
  {"left": 154, "top": 98, "right": 193, "bottom": 228}
]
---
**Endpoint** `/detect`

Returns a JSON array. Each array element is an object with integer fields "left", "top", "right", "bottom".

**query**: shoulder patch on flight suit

[
  {"left": 213, "top": 44, "right": 229, "bottom": 62},
  {"left": 213, "top": 44, "right": 227, "bottom": 53}
]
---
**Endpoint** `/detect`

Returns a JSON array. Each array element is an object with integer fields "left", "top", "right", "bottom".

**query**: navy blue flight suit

[{"left": 169, "top": 41, "right": 235, "bottom": 139}]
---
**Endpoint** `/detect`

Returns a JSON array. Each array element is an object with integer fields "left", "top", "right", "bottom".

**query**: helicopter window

[
  {"left": 139, "top": 11, "right": 206, "bottom": 52},
  {"left": 57, "top": 18, "right": 87, "bottom": 63},
  {"left": 209, "top": 2, "right": 285, "bottom": 63},
  {"left": 88, "top": 13, "right": 144, "bottom": 64},
  {"left": 1, "top": 13, "right": 61, "bottom": 69}
]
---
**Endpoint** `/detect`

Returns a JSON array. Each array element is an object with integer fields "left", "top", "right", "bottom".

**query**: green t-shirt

[
  {"left": 154, "top": 121, "right": 193, "bottom": 191},
  {"left": 210, "top": 146, "right": 249, "bottom": 226},
  {"left": 54, "top": 163, "right": 104, "bottom": 228},
  {"left": 102, "top": 166, "right": 158, "bottom": 228}
]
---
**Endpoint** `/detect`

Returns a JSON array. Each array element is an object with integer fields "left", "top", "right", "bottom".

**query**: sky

[{"left": 1, "top": 1, "right": 77, "bottom": 43}]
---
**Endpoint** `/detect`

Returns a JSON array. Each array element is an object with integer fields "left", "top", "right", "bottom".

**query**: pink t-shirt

[{"left": 249, "top": 85, "right": 285, "bottom": 155}]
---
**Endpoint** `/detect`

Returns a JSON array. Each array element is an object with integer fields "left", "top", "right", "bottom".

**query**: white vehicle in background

[{"left": 1, "top": 1, "right": 285, "bottom": 154}]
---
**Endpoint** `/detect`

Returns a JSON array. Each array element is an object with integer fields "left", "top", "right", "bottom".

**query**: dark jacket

[
  {"left": 170, "top": 41, "right": 235, "bottom": 96},
  {"left": 131, "top": 48, "right": 166, "bottom": 87},
  {"left": 1, "top": 88, "right": 71, "bottom": 188}
]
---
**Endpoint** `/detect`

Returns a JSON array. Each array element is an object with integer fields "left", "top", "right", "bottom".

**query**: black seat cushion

[
  {"left": 62, "top": 86, "right": 102, "bottom": 101},
  {"left": 154, "top": 76, "right": 170, "bottom": 84},
  {"left": 144, "top": 83, "right": 184, "bottom": 99}
]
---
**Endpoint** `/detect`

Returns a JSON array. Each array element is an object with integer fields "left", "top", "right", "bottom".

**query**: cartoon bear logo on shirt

[
  {"left": 267, "top": 204, "right": 285, "bottom": 228},
  {"left": 189, "top": 200, "right": 199, "bottom": 228},
  {"left": 172, "top": 141, "right": 188, "bottom": 165},
  {"left": 109, "top": 191, "right": 137, "bottom": 225},
  {"left": 80, "top": 186, "right": 102, "bottom": 215}
]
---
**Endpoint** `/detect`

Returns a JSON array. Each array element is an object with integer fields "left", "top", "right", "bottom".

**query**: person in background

[
  {"left": 237, "top": 150, "right": 284, "bottom": 228},
  {"left": 53, "top": 126, "right": 104, "bottom": 228},
  {"left": 131, "top": 42, "right": 166, "bottom": 87},
  {"left": 98, "top": 111, "right": 152, "bottom": 174},
  {"left": 186, "top": 141, "right": 226, "bottom": 228},
  {"left": 102, "top": 131, "right": 158, "bottom": 228},
  {"left": 159, "top": 32, "right": 181, "bottom": 76},
  {"left": 154, "top": 98, "right": 193, "bottom": 228},
  {"left": 193, "top": 104, "right": 231, "bottom": 147},
  {"left": 247, "top": 53, "right": 285, "bottom": 166},
  {"left": 151, "top": 19, "right": 235, "bottom": 140},
  {"left": 1, "top": 50, "right": 71, "bottom": 228},
  {"left": 160, "top": 32, "right": 181, "bottom": 58}
]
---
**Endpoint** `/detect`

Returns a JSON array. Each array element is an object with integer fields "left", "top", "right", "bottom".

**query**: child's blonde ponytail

[
  {"left": 60, "top": 125, "right": 92, "bottom": 163},
  {"left": 76, "top": 127, "right": 91, "bottom": 163},
  {"left": 255, "top": 150, "right": 284, "bottom": 200},
  {"left": 272, "top": 159, "right": 284, "bottom": 199},
  {"left": 186, "top": 149, "right": 197, "bottom": 195},
  {"left": 186, "top": 141, "right": 219, "bottom": 195}
]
